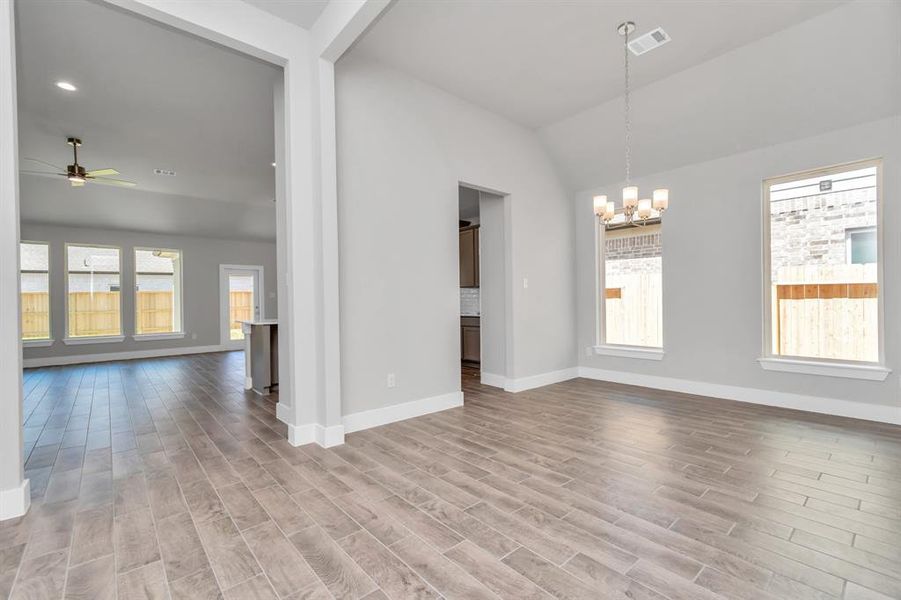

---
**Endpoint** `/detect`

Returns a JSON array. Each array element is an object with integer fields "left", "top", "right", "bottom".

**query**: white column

[{"left": 0, "top": 0, "right": 30, "bottom": 520}]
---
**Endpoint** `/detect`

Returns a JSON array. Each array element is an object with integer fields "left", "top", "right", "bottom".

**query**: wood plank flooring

[{"left": 2, "top": 351, "right": 900, "bottom": 599}]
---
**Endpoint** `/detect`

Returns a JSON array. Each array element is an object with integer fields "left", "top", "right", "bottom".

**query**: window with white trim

[
  {"left": 599, "top": 223, "right": 663, "bottom": 348},
  {"left": 135, "top": 248, "right": 183, "bottom": 335},
  {"left": 764, "top": 159, "right": 881, "bottom": 363},
  {"left": 20, "top": 242, "right": 50, "bottom": 341},
  {"left": 66, "top": 244, "right": 122, "bottom": 339}
]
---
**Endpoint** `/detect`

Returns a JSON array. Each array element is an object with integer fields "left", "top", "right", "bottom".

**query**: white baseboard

[
  {"left": 23, "top": 344, "right": 232, "bottom": 368},
  {"left": 277, "top": 402, "right": 346, "bottom": 448},
  {"left": 504, "top": 367, "right": 579, "bottom": 393},
  {"left": 578, "top": 366, "right": 901, "bottom": 425},
  {"left": 480, "top": 372, "right": 506, "bottom": 388},
  {"left": 343, "top": 391, "right": 464, "bottom": 434},
  {"left": 0, "top": 479, "right": 30, "bottom": 521}
]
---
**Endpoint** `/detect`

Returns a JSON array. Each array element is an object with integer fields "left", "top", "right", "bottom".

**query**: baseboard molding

[
  {"left": 504, "top": 367, "right": 579, "bottom": 393},
  {"left": 277, "top": 403, "right": 346, "bottom": 448},
  {"left": 578, "top": 366, "right": 901, "bottom": 425},
  {"left": 343, "top": 391, "right": 464, "bottom": 434},
  {"left": 0, "top": 479, "right": 30, "bottom": 521},
  {"left": 480, "top": 372, "right": 506, "bottom": 388},
  {"left": 23, "top": 344, "right": 232, "bottom": 368}
]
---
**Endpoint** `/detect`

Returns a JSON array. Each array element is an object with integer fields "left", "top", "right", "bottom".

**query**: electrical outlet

[
  {"left": 585, "top": 346, "right": 593, "bottom": 357},
  {"left": 386, "top": 373, "right": 396, "bottom": 388},
  {"left": 522, "top": 278, "right": 529, "bottom": 289}
]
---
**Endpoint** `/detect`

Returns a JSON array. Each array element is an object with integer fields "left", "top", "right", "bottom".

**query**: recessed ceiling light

[
  {"left": 55, "top": 81, "right": 77, "bottom": 92},
  {"left": 271, "top": 162, "right": 276, "bottom": 167}
]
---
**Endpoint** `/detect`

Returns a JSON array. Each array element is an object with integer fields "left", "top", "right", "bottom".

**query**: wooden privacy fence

[
  {"left": 68, "top": 292, "right": 121, "bottom": 337},
  {"left": 604, "top": 273, "right": 663, "bottom": 347},
  {"left": 230, "top": 291, "right": 253, "bottom": 339},
  {"left": 21, "top": 292, "right": 50, "bottom": 339},
  {"left": 773, "top": 282, "right": 878, "bottom": 361},
  {"left": 136, "top": 291, "right": 175, "bottom": 334}
]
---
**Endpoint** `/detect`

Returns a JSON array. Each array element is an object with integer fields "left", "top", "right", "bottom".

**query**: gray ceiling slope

[
  {"left": 16, "top": 0, "right": 279, "bottom": 240},
  {"left": 350, "top": 0, "right": 845, "bottom": 128},
  {"left": 349, "top": 0, "right": 899, "bottom": 192},
  {"left": 540, "top": 0, "right": 901, "bottom": 190},
  {"left": 242, "top": 0, "right": 329, "bottom": 30}
]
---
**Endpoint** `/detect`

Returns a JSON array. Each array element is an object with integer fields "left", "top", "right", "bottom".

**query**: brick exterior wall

[
  {"left": 605, "top": 231, "right": 661, "bottom": 276},
  {"left": 770, "top": 187, "right": 876, "bottom": 273}
]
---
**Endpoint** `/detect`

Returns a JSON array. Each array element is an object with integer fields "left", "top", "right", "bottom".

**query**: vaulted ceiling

[{"left": 348, "top": 0, "right": 900, "bottom": 191}]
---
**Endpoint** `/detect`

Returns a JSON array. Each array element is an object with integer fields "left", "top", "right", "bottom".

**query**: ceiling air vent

[
  {"left": 153, "top": 168, "right": 176, "bottom": 177},
  {"left": 628, "top": 27, "right": 670, "bottom": 56}
]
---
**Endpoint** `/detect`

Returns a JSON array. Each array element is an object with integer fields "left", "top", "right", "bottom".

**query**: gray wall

[
  {"left": 336, "top": 55, "right": 575, "bottom": 416},
  {"left": 576, "top": 116, "right": 901, "bottom": 408},
  {"left": 21, "top": 223, "right": 277, "bottom": 361}
]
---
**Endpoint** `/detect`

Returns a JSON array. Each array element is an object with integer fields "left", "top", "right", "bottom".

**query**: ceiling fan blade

[
  {"left": 20, "top": 169, "right": 66, "bottom": 177},
  {"left": 90, "top": 177, "right": 136, "bottom": 187},
  {"left": 86, "top": 168, "right": 119, "bottom": 177},
  {"left": 23, "top": 157, "right": 65, "bottom": 171}
]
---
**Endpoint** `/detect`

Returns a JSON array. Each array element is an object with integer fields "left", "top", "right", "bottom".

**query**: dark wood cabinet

[
  {"left": 461, "top": 316, "right": 480, "bottom": 363},
  {"left": 459, "top": 225, "right": 479, "bottom": 288}
]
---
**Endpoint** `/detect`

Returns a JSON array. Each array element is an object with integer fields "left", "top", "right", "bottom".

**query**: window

[
  {"left": 600, "top": 224, "right": 663, "bottom": 348},
  {"left": 764, "top": 159, "right": 881, "bottom": 363},
  {"left": 66, "top": 244, "right": 122, "bottom": 339},
  {"left": 20, "top": 242, "right": 50, "bottom": 340},
  {"left": 135, "top": 248, "right": 183, "bottom": 335}
]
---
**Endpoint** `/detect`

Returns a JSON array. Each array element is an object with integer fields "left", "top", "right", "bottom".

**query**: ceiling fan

[{"left": 21, "top": 137, "right": 136, "bottom": 188}]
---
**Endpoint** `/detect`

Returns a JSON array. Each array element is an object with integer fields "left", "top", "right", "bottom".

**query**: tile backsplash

[{"left": 460, "top": 287, "right": 480, "bottom": 316}]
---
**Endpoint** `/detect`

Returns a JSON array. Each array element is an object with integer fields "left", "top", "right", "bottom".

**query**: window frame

[
  {"left": 760, "top": 157, "right": 888, "bottom": 379},
  {"left": 133, "top": 246, "right": 185, "bottom": 340},
  {"left": 63, "top": 242, "right": 125, "bottom": 344},
  {"left": 593, "top": 219, "right": 665, "bottom": 360},
  {"left": 19, "top": 240, "right": 52, "bottom": 345}
]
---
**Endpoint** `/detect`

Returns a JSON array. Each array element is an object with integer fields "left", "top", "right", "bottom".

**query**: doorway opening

[
  {"left": 220, "top": 264, "right": 264, "bottom": 346},
  {"left": 458, "top": 183, "right": 510, "bottom": 393}
]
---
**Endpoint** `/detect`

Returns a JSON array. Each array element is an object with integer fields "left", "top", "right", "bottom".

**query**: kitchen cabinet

[
  {"left": 461, "top": 316, "right": 480, "bottom": 364},
  {"left": 459, "top": 225, "right": 479, "bottom": 288}
]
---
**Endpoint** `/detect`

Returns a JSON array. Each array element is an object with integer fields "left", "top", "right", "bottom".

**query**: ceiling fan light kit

[{"left": 595, "top": 21, "right": 670, "bottom": 230}]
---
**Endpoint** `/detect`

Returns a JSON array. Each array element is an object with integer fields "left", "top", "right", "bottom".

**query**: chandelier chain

[{"left": 624, "top": 24, "right": 631, "bottom": 185}]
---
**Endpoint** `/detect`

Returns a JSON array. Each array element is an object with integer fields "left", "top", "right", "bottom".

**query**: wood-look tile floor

[{"left": 3, "top": 351, "right": 900, "bottom": 599}]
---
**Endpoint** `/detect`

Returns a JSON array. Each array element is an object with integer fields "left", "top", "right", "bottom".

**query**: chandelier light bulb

[
  {"left": 653, "top": 188, "right": 669, "bottom": 211},
  {"left": 623, "top": 186, "right": 638, "bottom": 208},
  {"left": 593, "top": 194, "right": 608, "bottom": 216},
  {"left": 604, "top": 201, "right": 615, "bottom": 221},
  {"left": 638, "top": 199, "right": 652, "bottom": 219}
]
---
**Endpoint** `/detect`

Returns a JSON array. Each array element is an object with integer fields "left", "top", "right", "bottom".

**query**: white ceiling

[
  {"left": 242, "top": 0, "right": 330, "bottom": 30},
  {"left": 16, "top": 0, "right": 280, "bottom": 240},
  {"left": 349, "top": 0, "right": 846, "bottom": 128}
]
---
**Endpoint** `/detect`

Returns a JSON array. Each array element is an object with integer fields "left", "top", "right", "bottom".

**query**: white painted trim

[
  {"left": 343, "top": 391, "right": 464, "bottom": 434},
  {"left": 23, "top": 344, "right": 232, "bottom": 368},
  {"left": 758, "top": 357, "right": 890, "bottom": 381},
  {"left": 0, "top": 479, "right": 30, "bottom": 521},
  {"left": 244, "top": 376, "right": 253, "bottom": 391},
  {"left": 280, "top": 420, "right": 346, "bottom": 448},
  {"left": 132, "top": 332, "right": 186, "bottom": 342},
  {"left": 594, "top": 345, "right": 664, "bottom": 361},
  {"left": 578, "top": 366, "right": 901, "bottom": 425},
  {"left": 63, "top": 335, "right": 125, "bottom": 345},
  {"left": 480, "top": 372, "right": 505, "bottom": 388},
  {"left": 504, "top": 368, "right": 579, "bottom": 393},
  {"left": 22, "top": 338, "right": 53, "bottom": 348}
]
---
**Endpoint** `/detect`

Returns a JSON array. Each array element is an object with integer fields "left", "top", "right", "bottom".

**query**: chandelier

[{"left": 594, "top": 21, "right": 669, "bottom": 229}]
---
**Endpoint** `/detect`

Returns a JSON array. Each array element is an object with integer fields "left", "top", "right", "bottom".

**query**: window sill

[
  {"left": 63, "top": 335, "right": 125, "bottom": 346},
  {"left": 133, "top": 333, "right": 186, "bottom": 342},
  {"left": 22, "top": 338, "right": 54, "bottom": 348},
  {"left": 594, "top": 344, "right": 664, "bottom": 361},
  {"left": 758, "top": 357, "right": 890, "bottom": 381}
]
